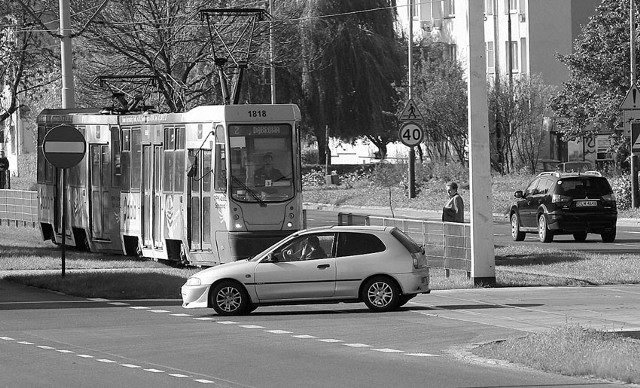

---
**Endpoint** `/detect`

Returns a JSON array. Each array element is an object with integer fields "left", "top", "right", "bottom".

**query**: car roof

[
  {"left": 298, "top": 225, "right": 393, "bottom": 234},
  {"left": 536, "top": 171, "right": 603, "bottom": 179}
]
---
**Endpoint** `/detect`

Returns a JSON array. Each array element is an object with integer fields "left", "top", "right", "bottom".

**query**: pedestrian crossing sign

[{"left": 398, "top": 99, "right": 424, "bottom": 121}]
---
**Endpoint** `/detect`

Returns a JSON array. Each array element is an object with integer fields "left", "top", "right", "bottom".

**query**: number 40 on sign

[{"left": 398, "top": 122, "right": 424, "bottom": 147}]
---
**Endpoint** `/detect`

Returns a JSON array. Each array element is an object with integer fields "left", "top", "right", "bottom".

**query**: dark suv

[{"left": 509, "top": 172, "right": 617, "bottom": 243}]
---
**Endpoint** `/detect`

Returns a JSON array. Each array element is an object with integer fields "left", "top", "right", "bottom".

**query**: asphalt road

[{"left": 1, "top": 279, "right": 631, "bottom": 388}]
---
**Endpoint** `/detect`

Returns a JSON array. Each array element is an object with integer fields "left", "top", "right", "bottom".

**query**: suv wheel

[
  {"left": 601, "top": 229, "right": 616, "bottom": 243},
  {"left": 572, "top": 232, "right": 587, "bottom": 242},
  {"left": 510, "top": 213, "right": 526, "bottom": 241},
  {"left": 538, "top": 214, "right": 553, "bottom": 243}
]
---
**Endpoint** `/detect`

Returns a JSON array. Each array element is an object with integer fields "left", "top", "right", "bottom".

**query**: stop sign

[{"left": 43, "top": 125, "right": 86, "bottom": 169}]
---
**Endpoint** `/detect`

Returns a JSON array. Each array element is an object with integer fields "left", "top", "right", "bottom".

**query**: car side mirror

[{"left": 514, "top": 190, "right": 524, "bottom": 198}]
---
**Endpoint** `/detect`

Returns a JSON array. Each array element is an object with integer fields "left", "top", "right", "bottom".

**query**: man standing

[
  {"left": 0, "top": 150, "right": 9, "bottom": 189},
  {"left": 442, "top": 181, "right": 464, "bottom": 223}
]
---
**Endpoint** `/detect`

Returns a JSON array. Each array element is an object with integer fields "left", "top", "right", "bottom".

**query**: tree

[
  {"left": 489, "top": 74, "right": 554, "bottom": 173},
  {"left": 549, "top": 0, "right": 636, "bottom": 165},
  {"left": 411, "top": 39, "right": 467, "bottom": 165},
  {"left": 75, "top": 0, "right": 276, "bottom": 112},
  {"left": 298, "top": 0, "right": 404, "bottom": 162},
  {"left": 0, "top": 1, "right": 57, "bottom": 130}
]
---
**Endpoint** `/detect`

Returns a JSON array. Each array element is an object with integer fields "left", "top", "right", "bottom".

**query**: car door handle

[{"left": 317, "top": 264, "right": 330, "bottom": 269}]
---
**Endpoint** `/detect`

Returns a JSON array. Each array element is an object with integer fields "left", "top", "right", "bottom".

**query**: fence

[
  {"left": 338, "top": 212, "right": 471, "bottom": 276},
  {"left": 0, "top": 189, "right": 38, "bottom": 228}
]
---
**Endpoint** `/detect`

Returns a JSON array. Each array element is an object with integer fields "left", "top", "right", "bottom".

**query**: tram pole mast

[
  {"left": 407, "top": 0, "right": 416, "bottom": 198},
  {"left": 60, "top": 0, "right": 75, "bottom": 109}
]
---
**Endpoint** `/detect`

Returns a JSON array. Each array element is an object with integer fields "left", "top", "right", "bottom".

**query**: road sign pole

[
  {"left": 61, "top": 168, "right": 66, "bottom": 278},
  {"left": 409, "top": 147, "right": 416, "bottom": 198}
]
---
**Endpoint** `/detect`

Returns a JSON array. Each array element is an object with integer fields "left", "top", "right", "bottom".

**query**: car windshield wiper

[{"left": 231, "top": 175, "right": 267, "bottom": 207}]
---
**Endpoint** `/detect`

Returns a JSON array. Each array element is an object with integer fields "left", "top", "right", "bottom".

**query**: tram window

[
  {"left": 214, "top": 125, "right": 227, "bottom": 192},
  {"left": 131, "top": 128, "right": 142, "bottom": 189},
  {"left": 112, "top": 127, "right": 121, "bottom": 187},
  {"left": 203, "top": 150, "right": 212, "bottom": 192}
]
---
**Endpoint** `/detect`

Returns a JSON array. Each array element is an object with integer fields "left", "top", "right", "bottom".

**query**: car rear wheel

[
  {"left": 210, "top": 281, "right": 250, "bottom": 316},
  {"left": 572, "top": 232, "right": 587, "bottom": 242},
  {"left": 601, "top": 229, "right": 616, "bottom": 243},
  {"left": 538, "top": 214, "right": 553, "bottom": 243},
  {"left": 510, "top": 213, "right": 526, "bottom": 241},
  {"left": 362, "top": 276, "right": 400, "bottom": 312}
]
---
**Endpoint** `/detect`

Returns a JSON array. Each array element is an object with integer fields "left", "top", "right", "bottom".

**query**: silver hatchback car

[{"left": 181, "top": 225, "right": 430, "bottom": 315}]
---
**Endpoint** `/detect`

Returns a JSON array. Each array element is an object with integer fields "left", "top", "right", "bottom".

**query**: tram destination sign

[{"left": 43, "top": 124, "right": 86, "bottom": 169}]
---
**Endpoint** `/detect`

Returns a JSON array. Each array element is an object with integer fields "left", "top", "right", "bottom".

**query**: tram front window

[{"left": 228, "top": 124, "right": 294, "bottom": 203}]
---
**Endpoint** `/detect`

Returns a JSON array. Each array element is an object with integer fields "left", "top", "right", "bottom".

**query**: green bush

[{"left": 610, "top": 175, "right": 632, "bottom": 210}]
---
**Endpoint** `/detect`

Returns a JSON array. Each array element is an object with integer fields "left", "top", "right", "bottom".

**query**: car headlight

[{"left": 185, "top": 277, "right": 201, "bottom": 286}]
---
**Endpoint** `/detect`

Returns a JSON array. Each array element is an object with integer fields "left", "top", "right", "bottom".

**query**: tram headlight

[
  {"left": 234, "top": 222, "right": 243, "bottom": 229},
  {"left": 286, "top": 222, "right": 293, "bottom": 228}
]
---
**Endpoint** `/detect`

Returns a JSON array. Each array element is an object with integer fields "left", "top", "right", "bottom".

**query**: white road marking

[
  {"left": 129, "top": 306, "right": 150, "bottom": 310},
  {"left": 193, "top": 317, "right": 217, "bottom": 321},
  {"left": 343, "top": 343, "right": 371, "bottom": 348},
  {"left": 194, "top": 379, "right": 216, "bottom": 384},
  {"left": 168, "top": 373, "right": 190, "bottom": 378},
  {"left": 372, "top": 348, "right": 403, "bottom": 353},
  {"left": 317, "top": 339, "right": 343, "bottom": 343},
  {"left": 97, "top": 359, "right": 117, "bottom": 363},
  {"left": 239, "top": 324, "right": 264, "bottom": 329},
  {"left": 56, "top": 349, "right": 74, "bottom": 354},
  {"left": 406, "top": 353, "right": 439, "bottom": 357},
  {"left": 121, "top": 364, "right": 141, "bottom": 368},
  {"left": 77, "top": 354, "right": 94, "bottom": 358},
  {"left": 148, "top": 309, "right": 170, "bottom": 313},
  {"left": 292, "top": 334, "right": 316, "bottom": 339},
  {"left": 217, "top": 321, "right": 237, "bottom": 325},
  {"left": 266, "top": 330, "right": 293, "bottom": 334},
  {"left": 108, "top": 302, "right": 130, "bottom": 306},
  {"left": 170, "top": 313, "right": 192, "bottom": 317}
]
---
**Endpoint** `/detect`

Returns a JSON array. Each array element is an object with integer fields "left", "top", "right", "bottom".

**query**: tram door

[
  {"left": 89, "top": 144, "right": 110, "bottom": 240},
  {"left": 142, "top": 144, "right": 163, "bottom": 249},
  {"left": 188, "top": 149, "right": 212, "bottom": 251}
]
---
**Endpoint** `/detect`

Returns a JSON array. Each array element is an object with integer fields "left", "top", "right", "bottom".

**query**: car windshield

[{"left": 556, "top": 177, "right": 612, "bottom": 197}]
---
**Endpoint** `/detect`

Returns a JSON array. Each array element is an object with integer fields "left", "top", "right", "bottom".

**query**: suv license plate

[{"left": 576, "top": 200, "right": 597, "bottom": 207}]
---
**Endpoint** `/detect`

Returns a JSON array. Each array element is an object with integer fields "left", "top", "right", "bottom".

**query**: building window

[
  {"left": 505, "top": 0, "right": 517, "bottom": 12},
  {"left": 444, "top": 0, "right": 455, "bottom": 17},
  {"left": 486, "top": 41, "right": 495, "bottom": 71},
  {"left": 520, "top": 37, "right": 527, "bottom": 75},
  {"left": 485, "top": 0, "right": 494, "bottom": 15},
  {"left": 506, "top": 41, "right": 519, "bottom": 71},
  {"left": 447, "top": 44, "right": 457, "bottom": 62}
]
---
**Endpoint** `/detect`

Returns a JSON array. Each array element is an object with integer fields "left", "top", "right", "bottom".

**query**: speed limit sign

[{"left": 398, "top": 122, "right": 424, "bottom": 147}]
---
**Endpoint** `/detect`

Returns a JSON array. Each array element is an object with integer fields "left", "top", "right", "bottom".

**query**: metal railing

[
  {"left": 0, "top": 189, "right": 38, "bottom": 228},
  {"left": 338, "top": 212, "right": 471, "bottom": 276}
]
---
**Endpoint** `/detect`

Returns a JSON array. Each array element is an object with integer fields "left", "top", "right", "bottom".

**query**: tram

[{"left": 37, "top": 104, "right": 303, "bottom": 266}]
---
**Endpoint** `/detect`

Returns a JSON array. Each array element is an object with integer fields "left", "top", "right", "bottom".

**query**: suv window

[
  {"left": 336, "top": 232, "right": 386, "bottom": 257},
  {"left": 556, "top": 177, "right": 612, "bottom": 197},
  {"left": 524, "top": 178, "right": 540, "bottom": 196},
  {"left": 537, "top": 178, "right": 553, "bottom": 195}
]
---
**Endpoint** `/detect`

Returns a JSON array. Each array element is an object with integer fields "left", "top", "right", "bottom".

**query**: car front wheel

[
  {"left": 538, "top": 214, "right": 553, "bottom": 243},
  {"left": 362, "top": 276, "right": 400, "bottom": 312},
  {"left": 210, "top": 281, "right": 250, "bottom": 316},
  {"left": 511, "top": 213, "right": 526, "bottom": 241}
]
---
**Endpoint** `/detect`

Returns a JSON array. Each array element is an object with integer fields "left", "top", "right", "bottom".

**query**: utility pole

[
  {"left": 467, "top": 0, "right": 495, "bottom": 286},
  {"left": 59, "top": 0, "right": 75, "bottom": 109}
]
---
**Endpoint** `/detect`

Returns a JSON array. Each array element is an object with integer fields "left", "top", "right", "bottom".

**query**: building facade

[{"left": 397, "top": 0, "right": 608, "bottom": 167}]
